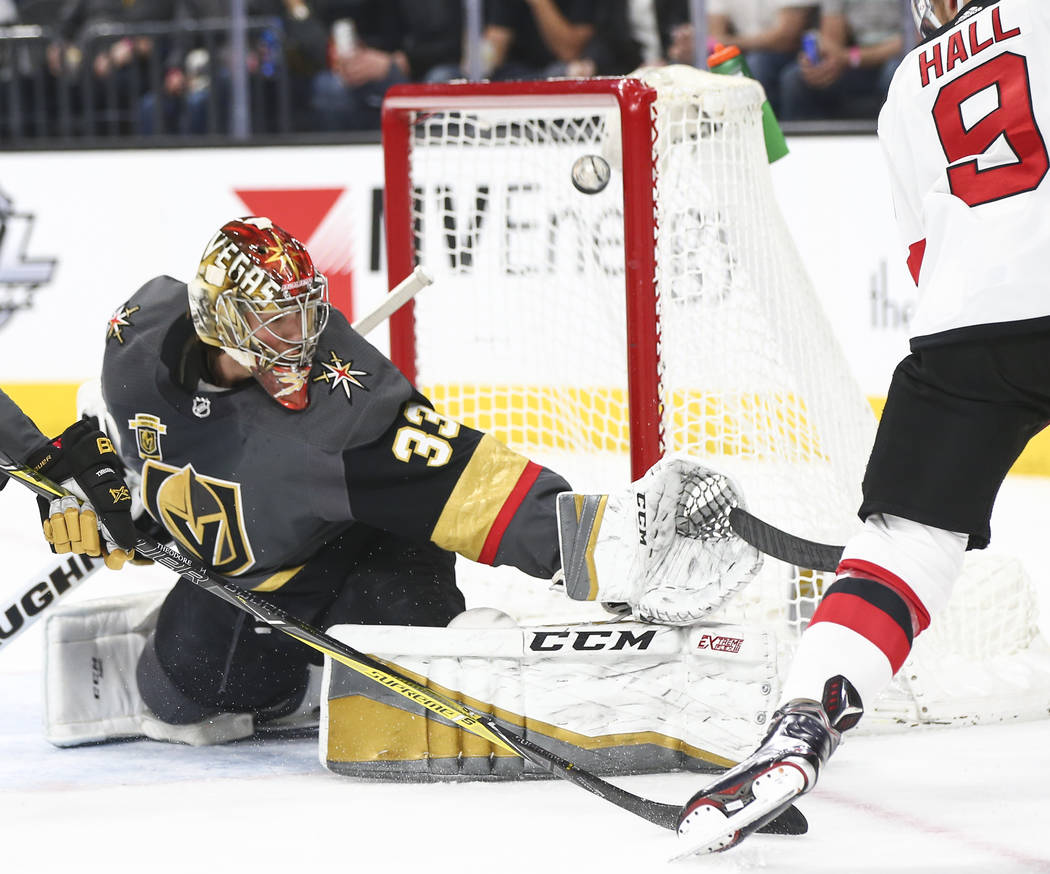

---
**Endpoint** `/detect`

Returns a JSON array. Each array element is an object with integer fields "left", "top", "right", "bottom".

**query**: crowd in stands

[
  {"left": 0, "top": 0, "right": 911, "bottom": 140},
  {"left": 705, "top": 0, "right": 906, "bottom": 120}
]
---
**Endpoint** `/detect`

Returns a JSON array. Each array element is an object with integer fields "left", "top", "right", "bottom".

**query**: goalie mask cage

[{"left": 381, "top": 70, "right": 1050, "bottom": 730}]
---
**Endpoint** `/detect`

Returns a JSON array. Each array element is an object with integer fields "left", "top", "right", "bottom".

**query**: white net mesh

[
  {"left": 406, "top": 101, "right": 633, "bottom": 493},
  {"left": 641, "top": 68, "right": 875, "bottom": 644},
  {"left": 385, "top": 71, "right": 1050, "bottom": 727}
]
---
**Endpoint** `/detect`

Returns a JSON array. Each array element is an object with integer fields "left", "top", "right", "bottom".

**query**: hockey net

[{"left": 380, "top": 69, "right": 1050, "bottom": 730}]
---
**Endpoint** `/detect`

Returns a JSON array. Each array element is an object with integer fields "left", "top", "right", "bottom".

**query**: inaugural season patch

[
  {"left": 106, "top": 304, "right": 140, "bottom": 344},
  {"left": 141, "top": 460, "right": 256, "bottom": 576},
  {"left": 313, "top": 349, "right": 370, "bottom": 402},
  {"left": 127, "top": 413, "right": 167, "bottom": 461}
]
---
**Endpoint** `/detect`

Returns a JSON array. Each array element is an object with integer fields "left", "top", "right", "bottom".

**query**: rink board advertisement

[{"left": 0, "top": 137, "right": 1046, "bottom": 474}]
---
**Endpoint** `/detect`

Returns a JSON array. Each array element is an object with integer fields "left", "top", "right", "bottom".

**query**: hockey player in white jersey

[{"left": 677, "top": 0, "right": 1050, "bottom": 854}]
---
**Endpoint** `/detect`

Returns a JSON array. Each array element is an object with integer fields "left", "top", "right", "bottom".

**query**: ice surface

[{"left": 3, "top": 479, "right": 1050, "bottom": 873}]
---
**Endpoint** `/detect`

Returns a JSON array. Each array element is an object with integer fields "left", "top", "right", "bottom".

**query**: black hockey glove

[{"left": 26, "top": 418, "right": 140, "bottom": 570}]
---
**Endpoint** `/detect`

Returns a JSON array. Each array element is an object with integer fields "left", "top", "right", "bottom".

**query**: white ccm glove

[{"left": 556, "top": 455, "right": 763, "bottom": 625}]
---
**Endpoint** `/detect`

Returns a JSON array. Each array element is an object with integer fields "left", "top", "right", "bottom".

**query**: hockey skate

[{"left": 674, "top": 675, "right": 863, "bottom": 858}]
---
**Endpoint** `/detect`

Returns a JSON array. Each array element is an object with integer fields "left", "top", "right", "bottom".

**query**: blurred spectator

[
  {"left": 137, "top": 0, "right": 213, "bottom": 136},
  {"left": 3, "top": 0, "right": 80, "bottom": 138},
  {"left": 484, "top": 0, "right": 597, "bottom": 81},
  {"left": 569, "top": 0, "right": 690, "bottom": 77},
  {"left": 0, "top": 0, "right": 23, "bottom": 135},
  {"left": 699, "top": 0, "right": 817, "bottom": 114},
  {"left": 139, "top": 0, "right": 313, "bottom": 135},
  {"left": 778, "top": 0, "right": 904, "bottom": 121},
  {"left": 48, "top": 0, "right": 177, "bottom": 134},
  {"left": 309, "top": 0, "right": 462, "bottom": 131}
]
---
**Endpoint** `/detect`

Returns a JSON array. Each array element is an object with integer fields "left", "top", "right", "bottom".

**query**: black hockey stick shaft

[
  {"left": 1, "top": 459, "right": 687, "bottom": 831},
  {"left": 729, "top": 507, "right": 844, "bottom": 573}
]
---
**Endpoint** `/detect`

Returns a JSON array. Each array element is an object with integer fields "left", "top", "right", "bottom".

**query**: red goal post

[
  {"left": 378, "top": 69, "right": 875, "bottom": 531},
  {"left": 378, "top": 70, "right": 1050, "bottom": 729},
  {"left": 382, "top": 77, "right": 664, "bottom": 481}
]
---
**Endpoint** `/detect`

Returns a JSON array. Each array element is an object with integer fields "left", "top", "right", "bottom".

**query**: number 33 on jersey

[
  {"left": 347, "top": 392, "right": 566, "bottom": 576},
  {"left": 879, "top": 0, "right": 1050, "bottom": 347},
  {"left": 393, "top": 402, "right": 460, "bottom": 466}
]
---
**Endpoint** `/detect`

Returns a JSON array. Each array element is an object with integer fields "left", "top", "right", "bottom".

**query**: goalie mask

[
  {"left": 188, "top": 217, "right": 330, "bottom": 410},
  {"left": 910, "top": 0, "right": 964, "bottom": 39}
]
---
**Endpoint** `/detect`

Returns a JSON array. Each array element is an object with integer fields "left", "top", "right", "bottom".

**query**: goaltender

[
  {"left": 91, "top": 216, "right": 576, "bottom": 735},
  {"left": 44, "top": 216, "right": 761, "bottom": 775}
]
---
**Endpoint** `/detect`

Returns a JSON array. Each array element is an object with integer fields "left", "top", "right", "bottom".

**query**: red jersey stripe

[{"left": 477, "top": 461, "right": 542, "bottom": 565}]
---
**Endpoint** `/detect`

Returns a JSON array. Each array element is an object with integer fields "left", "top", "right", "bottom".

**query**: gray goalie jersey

[{"left": 101, "top": 276, "right": 568, "bottom": 591}]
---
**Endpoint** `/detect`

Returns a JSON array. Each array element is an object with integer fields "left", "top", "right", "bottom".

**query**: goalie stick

[
  {"left": 352, "top": 265, "right": 432, "bottom": 337},
  {"left": 729, "top": 507, "right": 843, "bottom": 573},
  {"left": 0, "top": 267, "right": 436, "bottom": 651},
  {"left": 1, "top": 459, "right": 806, "bottom": 838}
]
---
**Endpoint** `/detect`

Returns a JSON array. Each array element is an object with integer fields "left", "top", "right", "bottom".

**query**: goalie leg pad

[
  {"left": 320, "top": 610, "right": 780, "bottom": 780},
  {"left": 44, "top": 591, "right": 254, "bottom": 747}
]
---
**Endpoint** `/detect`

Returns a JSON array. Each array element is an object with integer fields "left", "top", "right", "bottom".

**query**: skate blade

[{"left": 670, "top": 763, "right": 808, "bottom": 860}]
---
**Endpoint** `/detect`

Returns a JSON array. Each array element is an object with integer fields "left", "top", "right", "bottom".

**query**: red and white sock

[
  {"left": 780, "top": 566, "right": 922, "bottom": 707},
  {"left": 779, "top": 513, "right": 966, "bottom": 710}
]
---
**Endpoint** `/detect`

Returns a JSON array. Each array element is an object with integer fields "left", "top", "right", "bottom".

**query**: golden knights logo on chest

[{"left": 141, "top": 461, "right": 256, "bottom": 575}]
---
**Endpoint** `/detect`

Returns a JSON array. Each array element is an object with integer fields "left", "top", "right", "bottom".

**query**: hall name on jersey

[{"left": 919, "top": 6, "right": 1021, "bottom": 87}]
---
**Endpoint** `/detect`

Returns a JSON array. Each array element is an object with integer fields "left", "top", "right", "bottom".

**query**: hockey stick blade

[
  {"left": 729, "top": 507, "right": 843, "bottom": 573},
  {"left": 132, "top": 530, "right": 805, "bottom": 837},
  {"left": 127, "top": 541, "right": 688, "bottom": 830},
  {"left": 3, "top": 460, "right": 806, "bottom": 837},
  {"left": 0, "top": 460, "right": 684, "bottom": 832}
]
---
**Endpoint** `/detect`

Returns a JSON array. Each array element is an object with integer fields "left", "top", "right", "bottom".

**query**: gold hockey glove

[{"left": 27, "top": 418, "right": 140, "bottom": 570}]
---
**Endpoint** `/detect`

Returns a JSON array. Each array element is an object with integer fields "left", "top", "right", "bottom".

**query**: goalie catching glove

[
  {"left": 26, "top": 418, "right": 140, "bottom": 570},
  {"left": 556, "top": 455, "right": 762, "bottom": 625}
]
